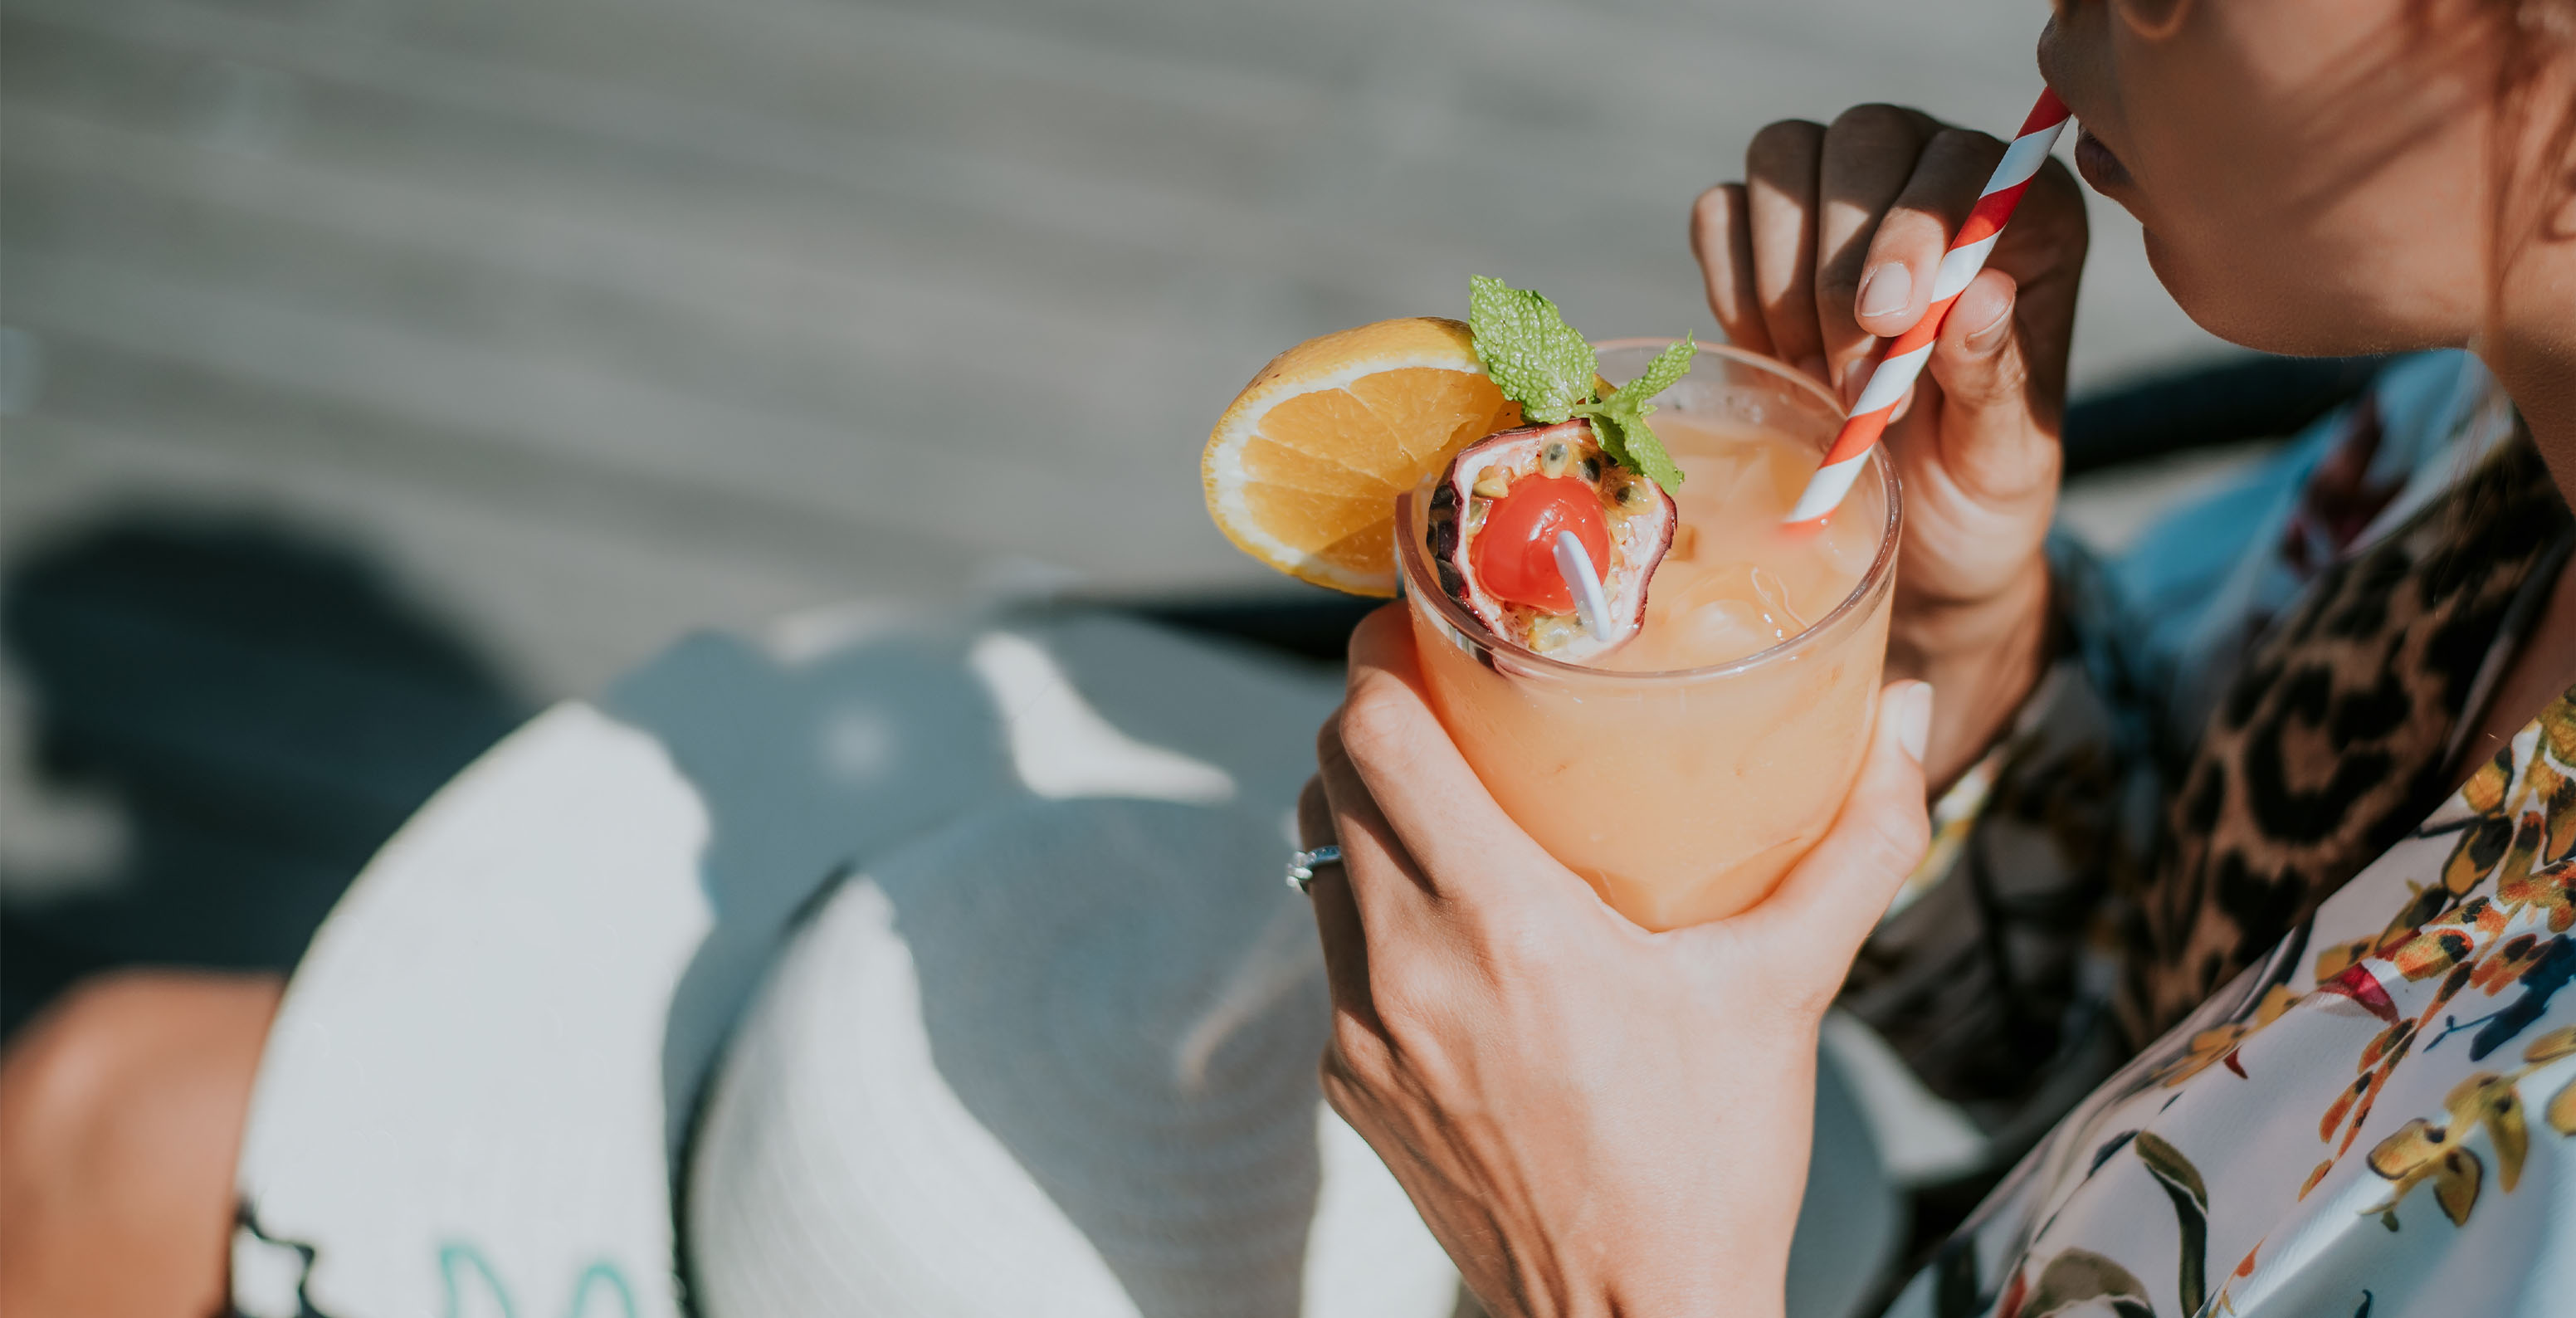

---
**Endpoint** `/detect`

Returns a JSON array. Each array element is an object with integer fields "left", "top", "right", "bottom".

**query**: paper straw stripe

[
  {"left": 1850, "top": 343, "right": 1932, "bottom": 415},
  {"left": 1785, "top": 452, "right": 1871, "bottom": 524},
  {"left": 2017, "top": 88, "right": 2071, "bottom": 137},
  {"left": 1954, "top": 179, "right": 2035, "bottom": 249},
  {"left": 1984, "top": 130, "right": 2056, "bottom": 195},
  {"left": 1815, "top": 406, "right": 1896, "bottom": 471},
  {"left": 1929, "top": 233, "right": 2001, "bottom": 302},
  {"left": 1788, "top": 89, "right": 2071, "bottom": 524}
]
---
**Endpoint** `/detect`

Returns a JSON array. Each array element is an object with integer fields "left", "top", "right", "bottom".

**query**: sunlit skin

[
  {"left": 1306, "top": 2, "right": 2576, "bottom": 1316},
  {"left": 2049, "top": 0, "right": 2498, "bottom": 356},
  {"left": 0, "top": 972, "right": 281, "bottom": 1316},
  {"left": 2, "top": 2, "right": 2570, "bottom": 1311}
]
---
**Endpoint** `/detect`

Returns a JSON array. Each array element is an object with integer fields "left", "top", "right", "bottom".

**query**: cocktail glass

[{"left": 1393, "top": 340, "right": 1900, "bottom": 930}]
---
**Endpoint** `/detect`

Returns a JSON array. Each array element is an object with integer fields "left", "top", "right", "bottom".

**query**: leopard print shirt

[
  {"left": 1842, "top": 354, "right": 2569, "bottom": 1164},
  {"left": 2124, "top": 438, "right": 2573, "bottom": 1039}
]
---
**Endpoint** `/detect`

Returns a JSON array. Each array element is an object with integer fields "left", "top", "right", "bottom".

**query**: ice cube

[
  {"left": 1681, "top": 598, "right": 1773, "bottom": 662},
  {"left": 1673, "top": 451, "right": 1735, "bottom": 491},
  {"left": 1749, "top": 566, "right": 1809, "bottom": 632},
  {"left": 1729, "top": 442, "right": 1788, "bottom": 507},
  {"left": 1817, "top": 511, "right": 1877, "bottom": 579}
]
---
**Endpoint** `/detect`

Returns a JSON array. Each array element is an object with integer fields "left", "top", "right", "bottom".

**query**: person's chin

[
  {"left": 2144, "top": 232, "right": 2288, "bottom": 352},
  {"left": 2145, "top": 232, "right": 2410, "bottom": 358}
]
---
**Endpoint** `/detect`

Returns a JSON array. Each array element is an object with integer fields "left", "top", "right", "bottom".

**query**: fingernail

[
  {"left": 1966, "top": 295, "right": 2014, "bottom": 354},
  {"left": 1896, "top": 683, "right": 1934, "bottom": 764},
  {"left": 1856, "top": 263, "right": 1912, "bottom": 319}
]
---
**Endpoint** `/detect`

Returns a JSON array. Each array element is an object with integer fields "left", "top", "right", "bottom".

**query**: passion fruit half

[{"left": 1426, "top": 419, "right": 1677, "bottom": 664}]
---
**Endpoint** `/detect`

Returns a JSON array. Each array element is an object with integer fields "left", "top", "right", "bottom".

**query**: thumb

[
  {"left": 1922, "top": 268, "right": 2059, "bottom": 506},
  {"left": 1732, "top": 681, "right": 1933, "bottom": 961}
]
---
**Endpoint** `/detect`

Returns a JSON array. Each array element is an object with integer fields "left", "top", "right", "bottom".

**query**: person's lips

[{"left": 2074, "top": 128, "right": 2134, "bottom": 191}]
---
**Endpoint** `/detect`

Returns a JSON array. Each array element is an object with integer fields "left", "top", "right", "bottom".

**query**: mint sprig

[
  {"left": 1573, "top": 336, "right": 1692, "bottom": 493},
  {"left": 1465, "top": 276, "right": 1691, "bottom": 489},
  {"left": 1467, "top": 276, "right": 1597, "bottom": 424}
]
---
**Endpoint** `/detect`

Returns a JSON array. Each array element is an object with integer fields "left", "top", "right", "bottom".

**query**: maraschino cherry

[{"left": 1471, "top": 476, "right": 1609, "bottom": 613}]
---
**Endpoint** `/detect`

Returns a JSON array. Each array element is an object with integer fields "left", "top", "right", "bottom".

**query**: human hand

[
  {"left": 1692, "top": 105, "right": 2085, "bottom": 788},
  {"left": 1300, "top": 608, "right": 1933, "bottom": 1318}
]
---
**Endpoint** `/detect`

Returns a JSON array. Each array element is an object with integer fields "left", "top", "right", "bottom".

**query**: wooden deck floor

[{"left": 2, "top": 0, "right": 2220, "bottom": 699}]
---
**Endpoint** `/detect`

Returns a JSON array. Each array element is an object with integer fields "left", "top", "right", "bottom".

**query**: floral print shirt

[{"left": 1875, "top": 352, "right": 2576, "bottom": 1317}]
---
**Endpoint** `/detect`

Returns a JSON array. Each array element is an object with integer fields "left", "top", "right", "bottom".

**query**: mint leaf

[
  {"left": 1588, "top": 410, "right": 1686, "bottom": 493},
  {"left": 1620, "top": 335, "right": 1695, "bottom": 408},
  {"left": 1466, "top": 281, "right": 1694, "bottom": 491},
  {"left": 1575, "top": 334, "right": 1693, "bottom": 491},
  {"left": 1583, "top": 412, "right": 1632, "bottom": 470},
  {"left": 1467, "top": 276, "right": 1596, "bottom": 424}
]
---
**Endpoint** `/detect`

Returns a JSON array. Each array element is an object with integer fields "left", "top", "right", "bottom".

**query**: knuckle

[
  {"left": 1746, "top": 119, "right": 1825, "bottom": 168},
  {"left": 1366, "top": 964, "right": 1463, "bottom": 1061},
  {"left": 1692, "top": 188, "right": 1744, "bottom": 268},
  {"left": 1326, "top": 1014, "right": 1380, "bottom": 1079},
  {"left": 1983, "top": 339, "right": 2032, "bottom": 397},
  {"left": 1827, "top": 102, "right": 1919, "bottom": 141},
  {"left": 1318, "top": 1046, "right": 1377, "bottom": 1124},
  {"left": 1817, "top": 263, "right": 1865, "bottom": 302},
  {"left": 1319, "top": 1060, "right": 1359, "bottom": 1111},
  {"left": 1471, "top": 905, "right": 1564, "bottom": 980},
  {"left": 1926, "top": 126, "right": 2007, "bottom": 164},
  {"left": 1334, "top": 678, "right": 1415, "bottom": 764},
  {"left": 1366, "top": 959, "right": 1436, "bottom": 1032},
  {"left": 1861, "top": 805, "right": 1933, "bottom": 877},
  {"left": 1690, "top": 183, "right": 1737, "bottom": 229},
  {"left": 1926, "top": 124, "right": 1998, "bottom": 152},
  {"left": 1871, "top": 201, "right": 1951, "bottom": 251},
  {"left": 1315, "top": 706, "right": 1351, "bottom": 771},
  {"left": 1317, "top": 1062, "right": 1359, "bottom": 1117}
]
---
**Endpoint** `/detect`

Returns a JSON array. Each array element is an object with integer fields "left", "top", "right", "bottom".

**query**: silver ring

[{"left": 1285, "top": 844, "right": 1342, "bottom": 894}]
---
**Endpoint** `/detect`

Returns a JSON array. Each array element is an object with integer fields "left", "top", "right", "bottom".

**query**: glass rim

[{"left": 1393, "top": 338, "right": 1902, "bottom": 682}]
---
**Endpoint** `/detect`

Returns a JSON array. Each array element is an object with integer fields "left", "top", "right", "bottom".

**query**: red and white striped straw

[{"left": 1785, "top": 89, "right": 2072, "bottom": 525}]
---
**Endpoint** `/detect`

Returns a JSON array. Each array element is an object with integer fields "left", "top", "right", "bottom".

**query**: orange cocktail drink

[{"left": 1395, "top": 342, "right": 1898, "bottom": 930}]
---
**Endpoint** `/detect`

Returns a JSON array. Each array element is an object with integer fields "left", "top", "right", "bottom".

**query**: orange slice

[{"left": 1203, "top": 317, "right": 1520, "bottom": 596}]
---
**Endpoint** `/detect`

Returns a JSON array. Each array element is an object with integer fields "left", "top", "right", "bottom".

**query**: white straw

[{"left": 1554, "top": 530, "right": 1613, "bottom": 642}]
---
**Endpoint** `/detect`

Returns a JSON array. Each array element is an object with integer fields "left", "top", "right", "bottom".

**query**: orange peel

[{"left": 1203, "top": 317, "right": 1518, "bottom": 596}]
